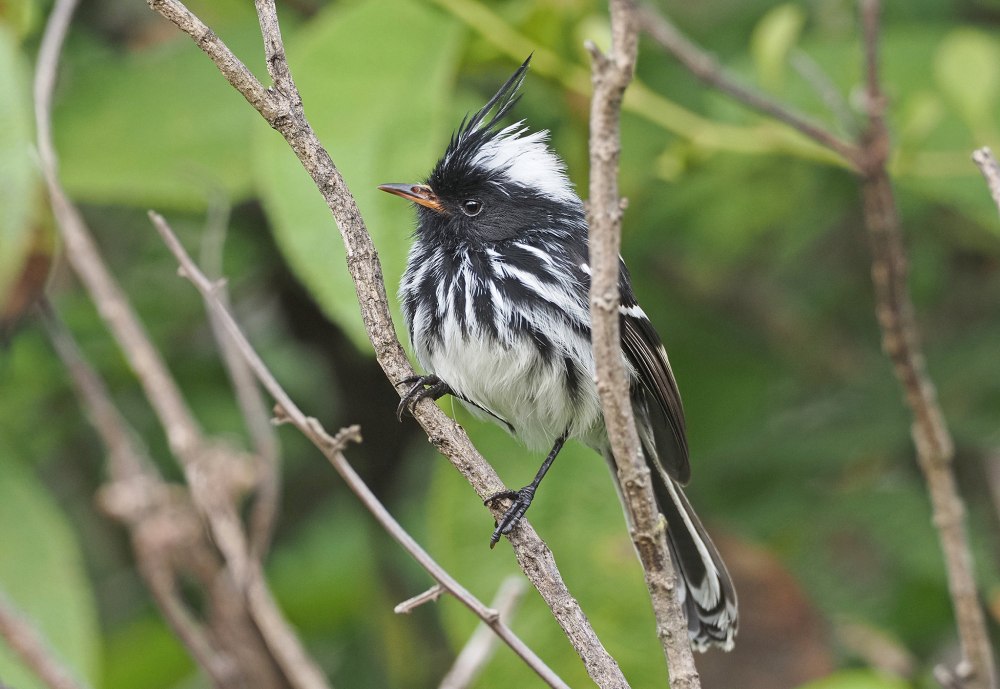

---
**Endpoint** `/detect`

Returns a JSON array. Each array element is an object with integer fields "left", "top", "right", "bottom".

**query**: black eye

[{"left": 461, "top": 199, "right": 483, "bottom": 216}]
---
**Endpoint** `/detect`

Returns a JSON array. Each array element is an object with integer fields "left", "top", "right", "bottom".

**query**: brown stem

[
  {"left": 637, "top": 3, "right": 862, "bottom": 168},
  {"left": 972, "top": 147, "right": 1000, "bottom": 218},
  {"left": 150, "top": 212, "right": 573, "bottom": 689},
  {"left": 0, "top": 591, "right": 90, "bottom": 689},
  {"left": 144, "top": 1, "right": 630, "bottom": 685},
  {"left": 859, "top": 3, "right": 996, "bottom": 688},
  {"left": 587, "top": 1, "right": 702, "bottom": 687}
]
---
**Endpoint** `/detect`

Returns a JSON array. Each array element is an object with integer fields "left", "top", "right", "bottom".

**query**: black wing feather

[{"left": 618, "top": 262, "right": 691, "bottom": 484}]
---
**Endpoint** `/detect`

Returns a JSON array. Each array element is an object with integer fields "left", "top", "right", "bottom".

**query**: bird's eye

[{"left": 461, "top": 199, "right": 483, "bottom": 217}]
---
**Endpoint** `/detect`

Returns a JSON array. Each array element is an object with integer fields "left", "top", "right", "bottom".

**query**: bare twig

[
  {"left": 587, "top": 1, "right": 700, "bottom": 687},
  {"left": 858, "top": 3, "right": 996, "bottom": 688},
  {"left": 35, "top": 2, "right": 332, "bottom": 688},
  {"left": 41, "top": 304, "right": 243, "bottom": 688},
  {"left": 641, "top": 0, "right": 996, "bottom": 685},
  {"left": 395, "top": 585, "right": 446, "bottom": 615},
  {"left": 0, "top": 590, "right": 90, "bottom": 689},
  {"left": 150, "top": 212, "right": 573, "bottom": 689},
  {"left": 972, "top": 147, "right": 1000, "bottom": 218},
  {"left": 637, "top": 3, "right": 862, "bottom": 168},
  {"left": 439, "top": 576, "right": 528, "bottom": 689},
  {"left": 145, "top": 1, "right": 630, "bottom": 685},
  {"left": 199, "top": 201, "right": 282, "bottom": 562}
]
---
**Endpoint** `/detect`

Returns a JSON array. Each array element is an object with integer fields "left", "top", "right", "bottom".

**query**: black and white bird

[{"left": 379, "top": 56, "right": 737, "bottom": 651}]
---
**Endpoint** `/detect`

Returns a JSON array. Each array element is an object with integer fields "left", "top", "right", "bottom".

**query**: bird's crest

[
  {"left": 432, "top": 54, "right": 577, "bottom": 205},
  {"left": 444, "top": 54, "right": 532, "bottom": 166}
]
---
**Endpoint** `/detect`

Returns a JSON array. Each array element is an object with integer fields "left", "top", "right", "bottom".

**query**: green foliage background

[{"left": 1, "top": 0, "right": 999, "bottom": 688}]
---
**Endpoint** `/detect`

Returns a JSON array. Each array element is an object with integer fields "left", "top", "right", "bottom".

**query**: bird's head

[{"left": 379, "top": 55, "right": 582, "bottom": 246}]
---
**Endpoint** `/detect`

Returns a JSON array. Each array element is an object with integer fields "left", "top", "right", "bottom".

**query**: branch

[
  {"left": 972, "top": 147, "right": 1000, "bottom": 218},
  {"left": 438, "top": 576, "right": 528, "bottom": 689},
  {"left": 0, "top": 590, "right": 90, "bottom": 689},
  {"left": 35, "top": 3, "right": 331, "bottom": 688},
  {"left": 41, "top": 305, "right": 245, "bottom": 688},
  {"left": 145, "top": 1, "right": 630, "bottom": 686},
  {"left": 586, "top": 1, "right": 700, "bottom": 687},
  {"left": 199, "top": 202, "right": 282, "bottom": 562},
  {"left": 640, "top": 1, "right": 996, "bottom": 685},
  {"left": 857, "top": 3, "right": 996, "bottom": 688},
  {"left": 150, "top": 212, "right": 572, "bottom": 689},
  {"left": 637, "top": 3, "right": 862, "bottom": 168}
]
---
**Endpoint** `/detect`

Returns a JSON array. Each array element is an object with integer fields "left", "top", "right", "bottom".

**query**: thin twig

[
  {"left": 0, "top": 590, "right": 90, "bottom": 689},
  {"left": 586, "top": 1, "right": 700, "bottom": 687},
  {"left": 858, "top": 3, "right": 996, "bottom": 688},
  {"left": 643, "top": 0, "right": 996, "bottom": 684},
  {"left": 145, "top": 1, "right": 629, "bottom": 685},
  {"left": 150, "top": 212, "right": 573, "bottom": 689},
  {"left": 35, "top": 2, "right": 332, "bottom": 687},
  {"left": 972, "top": 147, "right": 1000, "bottom": 218},
  {"left": 395, "top": 585, "right": 446, "bottom": 615},
  {"left": 199, "top": 201, "right": 282, "bottom": 562},
  {"left": 637, "top": 3, "right": 862, "bottom": 168},
  {"left": 438, "top": 576, "right": 528, "bottom": 689},
  {"left": 41, "top": 305, "right": 241, "bottom": 687}
]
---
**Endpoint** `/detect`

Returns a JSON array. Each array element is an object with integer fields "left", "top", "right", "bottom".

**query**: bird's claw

[
  {"left": 485, "top": 485, "right": 537, "bottom": 548},
  {"left": 395, "top": 374, "right": 450, "bottom": 420}
]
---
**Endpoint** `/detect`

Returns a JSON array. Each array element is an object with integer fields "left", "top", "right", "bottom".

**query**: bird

[{"left": 378, "top": 55, "right": 737, "bottom": 652}]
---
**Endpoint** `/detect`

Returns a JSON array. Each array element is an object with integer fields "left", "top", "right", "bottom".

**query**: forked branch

[{"left": 143, "top": 2, "right": 628, "bottom": 684}]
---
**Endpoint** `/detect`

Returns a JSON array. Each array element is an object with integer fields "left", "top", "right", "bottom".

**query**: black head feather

[
  {"left": 417, "top": 54, "right": 582, "bottom": 245},
  {"left": 443, "top": 54, "right": 532, "bottom": 167}
]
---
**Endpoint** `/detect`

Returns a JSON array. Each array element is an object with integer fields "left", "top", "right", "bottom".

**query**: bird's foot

[
  {"left": 484, "top": 485, "right": 537, "bottom": 549},
  {"left": 395, "top": 374, "right": 450, "bottom": 420}
]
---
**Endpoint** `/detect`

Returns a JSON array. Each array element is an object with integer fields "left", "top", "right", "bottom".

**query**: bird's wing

[
  {"left": 618, "top": 261, "right": 691, "bottom": 484},
  {"left": 567, "top": 241, "right": 691, "bottom": 483}
]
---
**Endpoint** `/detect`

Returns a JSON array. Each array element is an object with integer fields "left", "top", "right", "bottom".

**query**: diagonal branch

[
  {"left": 641, "top": 1, "right": 995, "bottom": 686},
  {"left": 0, "top": 589, "right": 90, "bottom": 689},
  {"left": 35, "top": 2, "right": 332, "bottom": 688},
  {"left": 586, "top": 1, "right": 700, "bottom": 687},
  {"left": 972, "top": 147, "right": 1000, "bottom": 217},
  {"left": 856, "top": 3, "right": 995, "bottom": 688},
  {"left": 637, "top": 3, "right": 862, "bottom": 168},
  {"left": 150, "top": 212, "right": 572, "bottom": 689},
  {"left": 145, "top": 1, "right": 630, "bottom": 686}
]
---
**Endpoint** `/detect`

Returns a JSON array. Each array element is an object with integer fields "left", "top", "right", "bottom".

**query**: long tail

[
  {"left": 605, "top": 451, "right": 738, "bottom": 651},
  {"left": 652, "top": 471, "right": 738, "bottom": 651}
]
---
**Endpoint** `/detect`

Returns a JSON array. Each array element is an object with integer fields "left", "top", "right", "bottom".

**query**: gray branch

[
  {"left": 586, "top": 1, "right": 702, "bottom": 687},
  {"left": 144, "top": 0, "right": 630, "bottom": 685}
]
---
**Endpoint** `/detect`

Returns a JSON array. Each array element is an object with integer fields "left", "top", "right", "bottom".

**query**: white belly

[{"left": 416, "top": 314, "right": 604, "bottom": 451}]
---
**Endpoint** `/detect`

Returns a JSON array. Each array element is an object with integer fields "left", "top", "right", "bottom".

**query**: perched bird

[{"left": 379, "top": 56, "right": 737, "bottom": 651}]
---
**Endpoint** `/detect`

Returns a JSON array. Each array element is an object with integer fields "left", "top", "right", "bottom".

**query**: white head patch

[{"left": 470, "top": 122, "right": 577, "bottom": 204}]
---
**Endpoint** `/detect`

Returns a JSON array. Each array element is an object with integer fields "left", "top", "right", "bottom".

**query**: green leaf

[
  {"left": 254, "top": 0, "right": 463, "bottom": 350},
  {"left": 933, "top": 28, "right": 1000, "bottom": 139},
  {"left": 0, "top": 456, "right": 100, "bottom": 689},
  {"left": 795, "top": 669, "right": 911, "bottom": 689},
  {"left": 52, "top": 18, "right": 263, "bottom": 210},
  {"left": 750, "top": 3, "right": 806, "bottom": 91},
  {"left": 0, "top": 24, "right": 39, "bottom": 300}
]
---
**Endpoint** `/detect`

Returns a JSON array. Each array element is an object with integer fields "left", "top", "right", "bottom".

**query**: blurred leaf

[
  {"left": 0, "top": 0, "right": 38, "bottom": 40},
  {"left": 254, "top": 0, "right": 462, "bottom": 349},
  {"left": 750, "top": 3, "right": 806, "bottom": 91},
  {"left": 0, "top": 24, "right": 39, "bottom": 302},
  {"left": 0, "top": 456, "right": 100, "bottom": 689},
  {"left": 933, "top": 28, "right": 1000, "bottom": 139},
  {"left": 795, "top": 669, "right": 911, "bottom": 689},
  {"left": 53, "top": 22, "right": 263, "bottom": 210},
  {"left": 103, "top": 616, "right": 193, "bottom": 689},
  {"left": 1, "top": 218, "right": 55, "bottom": 340}
]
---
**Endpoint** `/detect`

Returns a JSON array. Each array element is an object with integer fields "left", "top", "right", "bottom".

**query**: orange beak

[{"left": 377, "top": 183, "right": 445, "bottom": 213}]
